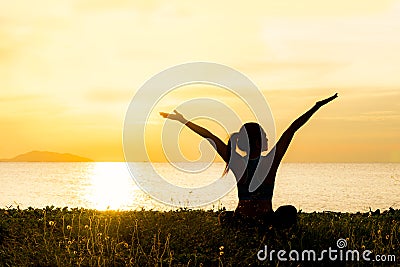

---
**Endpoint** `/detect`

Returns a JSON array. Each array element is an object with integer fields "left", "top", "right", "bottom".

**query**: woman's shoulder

[
  {"left": 228, "top": 151, "right": 244, "bottom": 164},
  {"left": 261, "top": 148, "right": 277, "bottom": 162},
  {"left": 228, "top": 152, "right": 246, "bottom": 172}
]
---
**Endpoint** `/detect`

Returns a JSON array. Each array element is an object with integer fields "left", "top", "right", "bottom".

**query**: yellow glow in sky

[{"left": 1, "top": 1, "right": 399, "bottom": 162}]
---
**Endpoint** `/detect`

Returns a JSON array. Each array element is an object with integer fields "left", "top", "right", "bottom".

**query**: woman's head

[
  {"left": 222, "top": 123, "right": 268, "bottom": 175},
  {"left": 237, "top": 122, "right": 268, "bottom": 156}
]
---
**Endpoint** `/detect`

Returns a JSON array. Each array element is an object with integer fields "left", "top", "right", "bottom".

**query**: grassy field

[{"left": 0, "top": 207, "right": 398, "bottom": 266}]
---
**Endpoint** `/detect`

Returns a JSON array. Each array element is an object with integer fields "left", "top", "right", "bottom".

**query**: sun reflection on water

[{"left": 84, "top": 163, "right": 135, "bottom": 210}]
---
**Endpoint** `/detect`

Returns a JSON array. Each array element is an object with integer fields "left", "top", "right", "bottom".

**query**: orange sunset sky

[{"left": 1, "top": 0, "right": 399, "bottom": 162}]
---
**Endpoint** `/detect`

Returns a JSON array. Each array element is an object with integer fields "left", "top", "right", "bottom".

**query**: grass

[{"left": 0, "top": 206, "right": 398, "bottom": 266}]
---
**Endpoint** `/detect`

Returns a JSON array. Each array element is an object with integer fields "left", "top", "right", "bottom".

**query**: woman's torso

[{"left": 228, "top": 151, "right": 278, "bottom": 216}]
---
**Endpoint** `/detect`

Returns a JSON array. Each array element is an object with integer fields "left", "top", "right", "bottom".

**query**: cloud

[
  {"left": 73, "top": 0, "right": 163, "bottom": 13},
  {"left": 0, "top": 94, "right": 69, "bottom": 120},
  {"left": 72, "top": 0, "right": 397, "bottom": 18},
  {"left": 85, "top": 88, "right": 133, "bottom": 103},
  {"left": 259, "top": 9, "right": 400, "bottom": 88},
  {"left": 320, "top": 114, "right": 400, "bottom": 122},
  {"left": 0, "top": 94, "right": 41, "bottom": 102}
]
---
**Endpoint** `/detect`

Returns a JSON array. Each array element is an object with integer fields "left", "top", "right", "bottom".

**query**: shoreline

[
  {"left": 0, "top": 204, "right": 396, "bottom": 214},
  {"left": 1, "top": 205, "right": 397, "bottom": 216}
]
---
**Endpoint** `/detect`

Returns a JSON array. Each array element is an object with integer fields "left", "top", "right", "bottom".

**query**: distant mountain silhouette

[{"left": 0, "top": 151, "right": 93, "bottom": 162}]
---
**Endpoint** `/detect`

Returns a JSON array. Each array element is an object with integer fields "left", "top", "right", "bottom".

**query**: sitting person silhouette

[{"left": 160, "top": 93, "right": 338, "bottom": 228}]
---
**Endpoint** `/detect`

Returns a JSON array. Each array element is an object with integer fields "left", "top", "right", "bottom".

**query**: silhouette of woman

[{"left": 160, "top": 93, "right": 338, "bottom": 228}]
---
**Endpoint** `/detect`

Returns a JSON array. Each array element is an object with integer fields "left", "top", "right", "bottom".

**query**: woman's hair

[
  {"left": 222, "top": 123, "right": 268, "bottom": 176},
  {"left": 222, "top": 132, "right": 239, "bottom": 176}
]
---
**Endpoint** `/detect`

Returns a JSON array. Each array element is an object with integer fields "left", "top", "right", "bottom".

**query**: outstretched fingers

[
  {"left": 325, "top": 93, "right": 338, "bottom": 103},
  {"left": 159, "top": 112, "right": 169, "bottom": 118},
  {"left": 317, "top": 93, "right": 338, "bottom": 106},
  {"left": 159, "top": 110, "right": 185, "bottom": 122}
]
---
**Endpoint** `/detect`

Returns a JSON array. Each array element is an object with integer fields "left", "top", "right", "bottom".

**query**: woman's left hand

[{"left": 316, "top": 93, "right": 338, "bottom": 107}]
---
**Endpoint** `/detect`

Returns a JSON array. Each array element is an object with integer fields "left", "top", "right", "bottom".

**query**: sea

[{"left": 0, "top": 162, "right": 399, "bottom": 213}]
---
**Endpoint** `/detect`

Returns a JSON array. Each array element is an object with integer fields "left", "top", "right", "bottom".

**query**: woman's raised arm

[
  {"left": 160, "top": 110, "right": 229, "bottom": 163},
  {"left": 273, "top": 93, "right": 338, "bottom": 166}
]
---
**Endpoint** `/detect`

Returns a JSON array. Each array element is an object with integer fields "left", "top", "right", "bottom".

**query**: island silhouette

[{"left": 0, "top": 151, "right": 93, "bottom": 162}]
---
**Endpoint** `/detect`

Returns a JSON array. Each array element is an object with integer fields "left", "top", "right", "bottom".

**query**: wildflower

[
  {"left": 386, "top": 235, "right": 390, "bottom": 240},
  {"left": 124, "top": 242, "right": 129, "bottom": 248},
  {"left": 361, "top": 245, "right": 365, "bottom": 249},
  {"left": 97, "top": 233, "right": 102, "bottom": 236},
  {"left": 219, "top": 246, "right": 224, "bottom": 251},
  {"left": 68, "top": 241, "right": 72, "bottom": 245},
  {"left": 49, "top": 221, "right": 55, "bottom": 226},
  {"left": 219, "top": 251, "right": 224, "bottom": 256},
  {"left": 67, "top": 225, "right": 72, "bottom": 230},
  {"left": 377, "top": 229, "right": 381, "bottom": 235},
  {"left": 346, "top": 237, "right": 349, "bottom": 241},
  {"left": 84, "top": 225, "right": 89, "bottom": 229}
]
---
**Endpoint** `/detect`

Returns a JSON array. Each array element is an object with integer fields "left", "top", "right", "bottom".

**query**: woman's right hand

[{"left": 159, "top": 110, "right": 187, "bottom": 123}]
